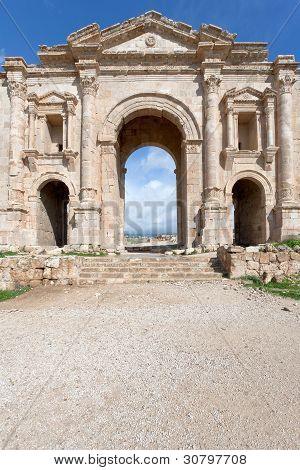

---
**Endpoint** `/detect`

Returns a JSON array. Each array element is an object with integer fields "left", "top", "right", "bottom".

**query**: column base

[
  {"left": 273, "top": 203, "right": 300, "bottom": 241},
  {"left": 70, "top": 204, "right": 101, "bottom": 246},
  {"left": 200, "top": 205, "right": 232, "bottom": 245}
]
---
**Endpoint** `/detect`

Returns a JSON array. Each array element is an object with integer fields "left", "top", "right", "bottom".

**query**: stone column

[
  {"left": 79, "top": 75, "right": 98, "bottom": 203},
  {"left": 7, "top": 80, "right": 27, "bottom": 170},
  {"left": 276, "top": 74, "right": 295, "bottom": 203},
  {"left": 256, "top": 111, "right": 262, "bottom": 151},
  {"left": 201, "top": 73, "right": 231, "bottom": 245},
  {"left": 234, "top": 112, "right": 239, "bottom": 149},
  {"left": 7, "top": 80, "right": 27, "bottom": 210},
  {"left": 38, "top": 115, "right": 46, "bottom": 154},
  {"left": 226, "top": 106, "right": 234, "bottom": 148},
  {"left": 67, "top": 111, "right": 73, "bottom": 149},
  {"left": 263, "top": 90, "right": 278, "bottom": 171},
  {"left": 62, "top": 112, "right": 67, "bottom": 150},
  {"left": 204, "top": 74, "right": 221, "bottom": 204},
  {"left": 28, "top": 106, "right": 37, "bottom": 149},
  {"left": 182, "top": 141, "right": 202, "bottom": 248},
  {"left": 265, "top": 104, "right": 275, "bottom": 148},
  {"left": 100, "top": 141, "right": 123, "bottom": 250},
  {"left": 273, "top": 56, "right": 300, "bottom": 240}
]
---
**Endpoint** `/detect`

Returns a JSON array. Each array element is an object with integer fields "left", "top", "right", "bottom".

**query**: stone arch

[
  {"left": 225, "top": 170, "right": 273, "bottom": 205},
  {"left": 30, "top": 173, "right": 76, "bottom": 200},
  {"left": 225, "top": 171, "right": 273, "bottom": 245},
  {"left": 100, "top": 93, "right": 201, "bottom": 142}
]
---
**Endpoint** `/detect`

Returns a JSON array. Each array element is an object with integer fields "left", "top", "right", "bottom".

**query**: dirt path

[{"left": 0, "top": 280, "right": 299, "bottom": 449}]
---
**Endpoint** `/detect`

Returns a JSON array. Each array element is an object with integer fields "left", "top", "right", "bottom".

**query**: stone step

[
  {"left": 80, "top": 262, "right": 219, "bottom": 270},
  {"left": 80, "top": 266, "right": 219, "bottom": 274},
  {"left": 82, "top": 254, "right": 217, "bottom": 264},
  {"left": 78, "top": 271, "right": 223, "bottom": 285},
  {"left": 82, "top": 259, "right": 220, "bottom": 267},
  {"left": 79, "top": 271, "right": 223, "bottom": 280}
]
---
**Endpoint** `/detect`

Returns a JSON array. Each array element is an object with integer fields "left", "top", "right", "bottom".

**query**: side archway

[
  {"left": 225, "top": 171, "right": 273, "bottom": 245},
  {"left": 31, "top": 174, "right": 76, "bottom": 247}
]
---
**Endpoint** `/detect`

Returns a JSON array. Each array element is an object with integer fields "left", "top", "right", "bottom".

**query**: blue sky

[
  {"left": 1, "top": 0, "right": 299, "bottom": 63},
  {"left": 1, "top": 0, "right": 299, "bottom": 235},
  {"left": 125, "top": 148, "right": 177, "bottom": 236}
]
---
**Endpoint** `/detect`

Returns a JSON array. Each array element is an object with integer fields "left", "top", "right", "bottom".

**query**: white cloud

[
  {"left": 125, "top": 147, "right": 177, "bottom": 235},
  {"left": 138, "top": 147, "right": 175, "bottom": 172}
]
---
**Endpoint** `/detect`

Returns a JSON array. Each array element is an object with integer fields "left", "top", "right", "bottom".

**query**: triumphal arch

[{"left": 0, "top": 11, "right": 299, "bottom": 249}]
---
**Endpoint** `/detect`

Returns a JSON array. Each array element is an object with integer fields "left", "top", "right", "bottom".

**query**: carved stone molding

[
  {"left": 204, "top": 75, "right": 221, "bottom": 94},
  {"left": 278, "top": 74, "right": 295, "bottom": 94},
  {"left": 145, "top": 34, "right": 156, "bottom": 47},
  {"left": 263, "top": 146, "right": 278, "bottom": 171},
  {"left": 183, "top": 140, "right": 202, "bottom": 154},
  {"left": 277, "top": 187, "right": 294, "bottom": 203},
  {"left": 205, "top": 187, "right": 222, "bottom": 202},
  {"left": 23, "top": 149, "right": 39, "bottom": 172},
  {"left": 80, "top": 187, "right": 97, "bottom": 202},
  {"left": 80, "top": 76, "right": 98, "bottom": 96},
  {"left": 7, "top": 81, "right": 27, "bottom": 100},
  {"left": 63, "top": 149, "right": 78, "bottom": 172},
  {"left": 100, "top": 141, "right": 119, "bottom": 155}
]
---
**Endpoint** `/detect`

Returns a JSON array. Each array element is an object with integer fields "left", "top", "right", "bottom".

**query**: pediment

[
  {"left": 227, "top": 87, "right": 263, "bottom": 102},
  {"left": 39, "top": 91, "right": 66, "bottom": 104},
  {"left": 103, "top": 30, "right": 196, "bottom": 54},
  {"left": 67, "top": 23, "right": 101, "bottom": 45},
  {"left": 199, "top": 24, "right": 236, "bottom": 44},
  {"left": 67, "top": 11, "right": 198, "bottom": 53}
]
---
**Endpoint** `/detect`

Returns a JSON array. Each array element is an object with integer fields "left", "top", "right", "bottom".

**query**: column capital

[
  {"left": 7, "top": 80, "right": 27, "bottom": 101},
  {"left": 80, "top": 75, "right": 98, "bottom": 96},
  {"left": 204, "top": 74, "right": 221, "bottom": 94},
  {"left": 277, "top": 74, "right": 295, "bottom": 95}
]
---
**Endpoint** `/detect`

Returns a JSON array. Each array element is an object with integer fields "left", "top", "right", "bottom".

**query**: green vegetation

[
  {"left": 0, "top": 251, "right": 18, "bottom": 258},
  {"left": 242, "top": 275, "right": 300, "bottom": 300},
  {"left": 62, "top": 251, "right": 108, "bottom": 257},
  {"left": 0, "top": 287, "right": 30, "bottom": 302},
  {"left": 273, "top": 239, "right": 300, "bottom": 249}
]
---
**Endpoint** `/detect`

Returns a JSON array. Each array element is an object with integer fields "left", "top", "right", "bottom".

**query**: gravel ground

[{"left": 0, "top": 280, "right": 299, "bottom": 450}]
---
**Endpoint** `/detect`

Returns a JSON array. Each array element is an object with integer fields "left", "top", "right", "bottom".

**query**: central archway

[
  {"left": 118, "top": 115, "right": 184, "bottom": 249},
  {"left": 100, "top": 93, "right": 202, "bottom": 249}
]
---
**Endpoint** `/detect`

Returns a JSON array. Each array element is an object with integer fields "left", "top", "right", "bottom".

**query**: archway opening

[
  {"left": 37, "top": 181, "right": 69, "bottom": 247},
  {"left": 124, "top": 146, "right": 177, "bottom": 247},
  {"left": 232, "top": 178, "right": 266, "bottom": 246},
  {"left": 118, "top": 115, "right": 184, "bottom": 250}
]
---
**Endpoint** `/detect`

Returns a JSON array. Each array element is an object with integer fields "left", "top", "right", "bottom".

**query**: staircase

[{"left": 78, "top": 253, "right": 225, "bottom": 285}]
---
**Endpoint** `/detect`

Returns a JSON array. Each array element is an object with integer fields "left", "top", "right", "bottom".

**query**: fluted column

[
  {"left": 204, "top": 74, "right": 221, "bottom": 204},
  {"left": 277, "top": 74, "right": 295, "bottom": 203},
  {"left": 79, "top": 75, "right": 98, "bottom": 203}
]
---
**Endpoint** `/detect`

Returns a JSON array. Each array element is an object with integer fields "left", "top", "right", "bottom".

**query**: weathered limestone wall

[
  {"left": 217, "top": 245, "right": 300, "bottom": 280},
  {"left": 0, "top": 13, "right": 299, "bottom": 249},
  {"left": 0, "top": 256, "right": 83, "bottom": 290}
]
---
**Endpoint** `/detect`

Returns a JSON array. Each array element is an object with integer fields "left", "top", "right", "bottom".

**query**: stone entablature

[{"left": 0, "top": 11, "right": 299, "bottom": 249}]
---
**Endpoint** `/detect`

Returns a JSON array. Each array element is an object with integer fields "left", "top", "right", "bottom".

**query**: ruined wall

[{"left": 217, "top": 245, "right": 300, "bottom": 280}]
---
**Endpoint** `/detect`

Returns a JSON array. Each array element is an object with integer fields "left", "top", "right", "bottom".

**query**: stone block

[
  {"left": 29, "top": 279, "right": 42, "bottom": 287},
  {"left": 247, "top": 261, "right": 259, "bottom": 270},
  {"left": 277, "top": 252, "right": 289, "bottom": 263},
  {"left": 259, "top": 252, "right": 269, "bottom": 264},
  {"left": 46, "top": 257, "right": 60, "bottom": 269}
]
